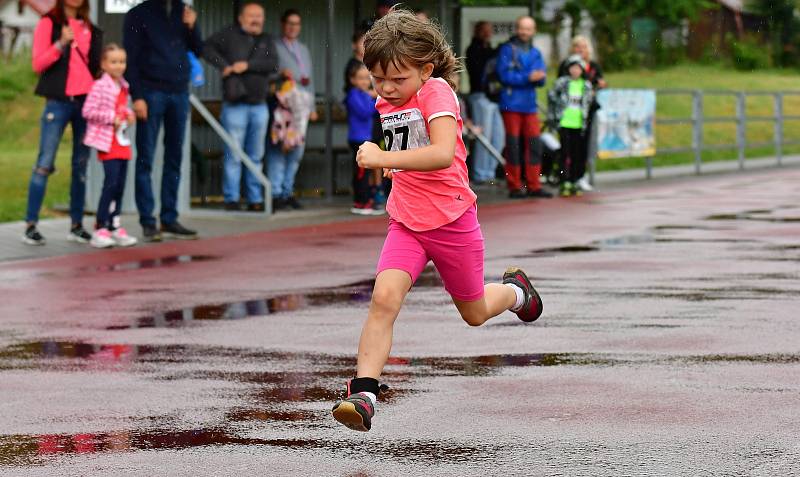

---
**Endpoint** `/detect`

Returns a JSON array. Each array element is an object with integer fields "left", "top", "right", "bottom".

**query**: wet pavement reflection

[
  {"left": 1, "top": 337, "right": 799, "bottom": 467},
  {"left": 2, "top": 185, "right": 800, "bottom": 474},
  {"left": 107, "top": 269, "right": 445, "bottom": 330}
]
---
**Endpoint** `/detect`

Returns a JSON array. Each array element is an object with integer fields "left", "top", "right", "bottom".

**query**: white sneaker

[
  {"left": 112, "top": 227, "right": 138, "bottom": 247},
  {"left": 576, "top": 177, "right": 594, "bottom": 191},
  {"left": 90, "top": 228, "right": 115, "bottom": 248}
]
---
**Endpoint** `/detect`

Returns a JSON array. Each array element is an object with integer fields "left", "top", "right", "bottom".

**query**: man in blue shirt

[
  {"left": 496, "top": 16, "right": 552, "bottom": 199},
  {"left": 124, "top": 0, "right": 203, "bottom": 241}
]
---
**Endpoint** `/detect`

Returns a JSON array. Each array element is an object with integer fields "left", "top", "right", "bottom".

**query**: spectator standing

[
  {"left": 204, "top": 1, "right": 278, "bottom": 212},
  {"left": 557, "top": 35, "right": 606, "bottom": 191},
  {"left": 123, "top": 0, "right": 202, "bottom": 241},
  {"left": 344, "top": 61, "right": 383, "bottom": 216},
  {"left": 82, "top": 44, "right": 138, "bottom": 248},
  {"left": 24, "top": 0, "right": 102, "bottom": 246},
  {"left": 496, "top": 16, "right": 552, "bottom": 199},
  {"left": 465, "top": 20, "right": 505, "bottom": 184},
  {"left": 267, "top": 9, "right": 317, "bottom": 211},
  {"left": 547, "top": 55, "right": 593, "bottom": 197}
]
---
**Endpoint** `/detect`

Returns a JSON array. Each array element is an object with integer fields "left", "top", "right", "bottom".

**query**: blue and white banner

[{"left": 596, "top": 89, "right": 656, "bottom": 159}]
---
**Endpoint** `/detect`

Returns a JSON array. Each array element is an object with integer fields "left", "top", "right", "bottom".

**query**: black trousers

[
  {"left": 350, "top": 141, "right": 372, "bottom": 205},
  {"left": 558, "top": 128, "right": 586, "bottom": 183},
  {"left": 97, "top": 159, "right": 129, "bottom": 229}
]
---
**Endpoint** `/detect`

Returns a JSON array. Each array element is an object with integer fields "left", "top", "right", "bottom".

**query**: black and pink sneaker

[
  {"left": 332, "top": 392, "right": 375, "bottom": 432},
  {"left": 503, "top": 267, "right": 544, "bottom": 322}
]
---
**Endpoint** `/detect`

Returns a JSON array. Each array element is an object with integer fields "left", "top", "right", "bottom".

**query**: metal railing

[
  {"left": 635, "top": 89, "right": 800, "bottom": 179},
  {"left": 189, "top": 94, "right": 272, "bottom": 215}
]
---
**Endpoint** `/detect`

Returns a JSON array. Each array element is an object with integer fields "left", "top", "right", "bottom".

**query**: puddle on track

[
  {"left": 1, "top": 341, "right": 798, "bottom": 466},
  {"left": 81, "top": 255, "right": 218, "bottom": 273},
  {"left": 107, "top": 269, "right": 446, "bottom": 330}
]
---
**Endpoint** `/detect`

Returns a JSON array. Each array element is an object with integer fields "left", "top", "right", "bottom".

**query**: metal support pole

[
  {"left": 325, "top": 0, "right": 335, "bottom": 201},
  {"left": 774, "top": 92, "right": 784, "bottom": 167},
  {"left": 439, "top": 0, "right": 447, "bottom": 23},
  {"left": 736, "top": 92, "right": 746, "bottom": 171},
  {"left": 645, "top": 157, "right": 653, "bottom": 180},
  {"left": 692, "top": 90, "right": 703, "bottom": 175},
  {"left": 589, "top": 119, "right": 597, "bottom": 185}
]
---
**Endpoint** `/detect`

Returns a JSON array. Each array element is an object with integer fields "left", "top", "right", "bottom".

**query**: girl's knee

[
  {"left": 370, "top": 286, "right": 404, "bottom": 314},
  {"left": 459, "top": 310, "right": 485, "bottom": 327}
]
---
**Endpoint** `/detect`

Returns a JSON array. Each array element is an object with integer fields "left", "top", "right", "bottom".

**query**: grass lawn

[
  {"left": 1, "top": 60, "right": 799, "bottom": 222},
  {"left": 0, "top": 55, "right": 72, "bottom": 223},
  {"left": 546, "top": 64, "right": 800, "bottom": 171}
]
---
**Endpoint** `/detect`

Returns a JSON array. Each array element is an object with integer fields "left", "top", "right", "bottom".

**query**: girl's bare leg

[
  {"left": 451, "top": 283, "right": 516, "bottom": 327},
  {"left": 356, "top": 269, "right": 413, "bottom": 378}
]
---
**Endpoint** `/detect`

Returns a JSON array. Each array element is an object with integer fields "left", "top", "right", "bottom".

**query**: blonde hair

[
  {"left": 363, "top": 8, "right": 461, "bottom": 90},
  {"left": 571, "top": 35, "right": 594, "bottom": 60},
  {"left": 101, "top": 42, "right": 125, "bottom": 60}
]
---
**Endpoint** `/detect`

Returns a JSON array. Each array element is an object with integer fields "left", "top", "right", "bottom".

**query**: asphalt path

[{"left": 0, "top": 168, "right": 799, "bottom": 476}]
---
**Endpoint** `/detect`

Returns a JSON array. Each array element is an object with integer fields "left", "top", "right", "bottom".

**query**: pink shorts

[{"left": 377, "top": 204, "right": 485, "bottom": 302}]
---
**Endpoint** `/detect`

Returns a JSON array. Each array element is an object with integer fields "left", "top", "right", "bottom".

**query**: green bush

[
  {"left": 0, "top": 52, "right": 36, "bottom": 102},
  {"left": 729, "top": 34, "right": 772, "bottom": 71}
]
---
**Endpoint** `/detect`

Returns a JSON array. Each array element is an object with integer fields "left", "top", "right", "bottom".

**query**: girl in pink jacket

[{"left": 82, "top": 43, "right": 137, "bottom": 248}]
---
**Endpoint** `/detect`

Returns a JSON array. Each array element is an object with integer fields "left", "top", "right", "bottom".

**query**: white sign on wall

[{"left": 105, "top": 0, "right": 144, "bottom": 14}]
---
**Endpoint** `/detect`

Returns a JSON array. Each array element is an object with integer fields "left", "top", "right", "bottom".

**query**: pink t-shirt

[
  {"left": 376, "top": 77, "right": 477, "bottom": 232},
  {"left": 32, "top": 17, "right": 94, "bottom": 97}
]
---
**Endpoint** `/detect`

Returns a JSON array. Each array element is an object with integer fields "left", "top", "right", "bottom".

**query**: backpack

[{"left": 482, "top": 41, "right": 518, "bottom": 102}]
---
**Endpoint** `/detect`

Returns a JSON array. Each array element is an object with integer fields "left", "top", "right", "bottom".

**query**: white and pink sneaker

[
  {"left": 90, "top": 228, "right": 115, "bottom": 249},
  {"left": 112, "top": 227, "right": 138, "bottom": 247}
]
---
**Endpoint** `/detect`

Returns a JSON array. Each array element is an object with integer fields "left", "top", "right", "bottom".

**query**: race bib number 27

[{"left": 380, "top": 108, "right": 430, "bottom": 172}]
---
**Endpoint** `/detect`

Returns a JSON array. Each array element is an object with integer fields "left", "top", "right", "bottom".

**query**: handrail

[{"left": 189, "top": 94, "right": 272, "bottom": 214}]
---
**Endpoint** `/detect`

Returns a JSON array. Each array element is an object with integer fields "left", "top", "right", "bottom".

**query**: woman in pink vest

[{"left": 24, "top": 0, "right": 102, "bottom": 246}]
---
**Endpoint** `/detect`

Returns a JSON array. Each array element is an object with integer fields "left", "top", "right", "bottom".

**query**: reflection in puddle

[
  {"left": 1, "top": 340, "right": 798, "bottom": 466},
  {"left": 705, "top": 210, "right": 800, "bottom": 223},
  {"left": 0, "top": 430, "right": 502, "bottom": 467},
  {"left": 82, "top": 255, "right": 217, "bottom": 273},
  {"left": 109, "top": 269, "right": 444, "bottom": 330}
]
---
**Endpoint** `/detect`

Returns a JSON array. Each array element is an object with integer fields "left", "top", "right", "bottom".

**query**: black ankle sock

[{"left": 350, "top": 377, "right": 380, "bottom": 396}]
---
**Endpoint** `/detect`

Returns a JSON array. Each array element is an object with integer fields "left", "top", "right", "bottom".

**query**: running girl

[{"left": 332, "top": 10, "right": 544, "bottom": 432}]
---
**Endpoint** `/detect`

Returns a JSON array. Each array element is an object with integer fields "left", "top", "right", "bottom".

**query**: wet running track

[{"left": 1, "top": 169, "right": 799, "bottom": 476}]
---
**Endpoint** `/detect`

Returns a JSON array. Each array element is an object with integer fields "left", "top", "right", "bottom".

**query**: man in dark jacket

[
  {"left": 123, "top": 0, "right": 203, "bottom": 241},
  {"left": 496, "top": 16, "right": 552, "bottom": 199},
  {"left": 204, "top": 1, "right": 278, "bottom": 212}
]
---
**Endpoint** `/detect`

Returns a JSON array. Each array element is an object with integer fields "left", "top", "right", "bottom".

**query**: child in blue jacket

[{"left": 345, "top": 61, "right": 384, "bottom": 215}]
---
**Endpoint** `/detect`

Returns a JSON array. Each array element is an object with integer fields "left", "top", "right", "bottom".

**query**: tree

[
  {"left": 749, "top": 0, "right": 800, "bottom": 67},
  {"left": 581, "top": 0, "right": 713, "bottom": 70}
]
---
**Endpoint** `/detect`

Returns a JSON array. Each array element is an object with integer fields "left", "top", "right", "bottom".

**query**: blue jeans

[
  {"left": 266, "top": 141, "right": 305, "bottom": 199},
  {"left": 25, "top": 99, "right": 89, "bottom": 225},
  {"left": 135, "top": 89, "right": 189, "bottom": 227},
  {"left": 221, "top": 102, "right": 268, "bottom": 204},
  {"left": 96, "top": 159, "right": 129, "bottom": 229},
  {"left": 468, "top": 93, "right": 506, "bottom": 182}
]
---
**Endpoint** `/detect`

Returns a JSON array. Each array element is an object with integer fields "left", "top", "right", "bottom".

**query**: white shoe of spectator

[
  {"left": 576, "top": 176, "right": 594, "bottom": 191},
  {"left": 90, "top": 228, "right": 115, "bottom": 248},
  {"left": 112, "top": 227, "right": 138, "bottom": 247}
]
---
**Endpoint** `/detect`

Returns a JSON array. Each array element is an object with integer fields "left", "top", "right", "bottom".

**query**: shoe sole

[
  {"left": 504, "top": 267, "right": 544, "bottom": 322},
  {"left": 161, "top": 232, "right": 198, "bottom": 240},
  {"left": 143, "top": 236, "right": 162, "bottom": 242},
  {"left": 22, "top": 237, "right": 45, "bottom": 246},
  {"left": 332, "top": 401, "right": 370, "bottom": 432},
  {"left": 66, "top": 234, "right": 90, "bottom": 244}
]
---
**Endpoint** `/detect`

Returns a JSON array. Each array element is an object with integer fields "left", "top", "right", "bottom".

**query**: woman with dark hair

[{"left": 24, "top": 0, "right": 102, "bottom": 245}]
